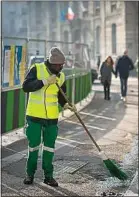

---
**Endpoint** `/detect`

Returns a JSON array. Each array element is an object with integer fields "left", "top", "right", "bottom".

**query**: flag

[
  {"left": 60, "top": 10, "right": 67, "bottom": 22},
  {"left": 66, "top": 7, "right": 75, "bottom": 21}
]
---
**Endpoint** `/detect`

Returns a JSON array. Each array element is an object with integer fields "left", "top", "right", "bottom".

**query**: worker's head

[{"left": 48, "top": 47, "right": 65, "bottom": 74}]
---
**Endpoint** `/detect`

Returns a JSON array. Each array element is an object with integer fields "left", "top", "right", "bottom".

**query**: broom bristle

[{"left": 103, "top": 159, "right": 128, "bottom": 180}]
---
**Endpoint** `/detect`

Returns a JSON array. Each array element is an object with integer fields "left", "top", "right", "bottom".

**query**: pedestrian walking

[
  {"left": 22, "top": 47, "right": 76, "bottom": 187},
  {"left": 115, "top": 49, "right": 134, "bottom": 102},
  {"left": 100, "top": 56, "right": 115, "bottom": 100}
]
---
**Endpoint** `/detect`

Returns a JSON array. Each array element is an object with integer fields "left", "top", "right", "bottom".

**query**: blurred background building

[
  {"left": 2, "top": 1, "right": 138, "bottom": 66},
  {"left": 92, "top": 1, "right": 138, "bottom": 63}
]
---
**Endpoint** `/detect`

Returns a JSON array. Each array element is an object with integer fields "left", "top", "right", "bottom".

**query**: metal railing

[{"left": 1, "top": 36, "right": 92, "bottom": 134}]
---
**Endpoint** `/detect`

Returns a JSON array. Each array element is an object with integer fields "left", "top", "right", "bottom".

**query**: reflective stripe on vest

[
  {"left": 39, "top": 63, "right": 47, "bottom": 79},
  {"left": 28, "top": 98, "right": 58, "bottom": 106},
  {"left": 26, "top": 63, "right": 65, "bottom": 119}
]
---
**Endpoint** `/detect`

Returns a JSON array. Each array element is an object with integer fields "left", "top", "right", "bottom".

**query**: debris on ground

[{"left": 100, "top": 191, "right": 124, "bottom": 196}]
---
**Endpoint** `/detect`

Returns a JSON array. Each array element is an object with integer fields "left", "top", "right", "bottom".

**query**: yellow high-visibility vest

[{"left": 26, "top": 63, "right": 65, "bottom": 119}]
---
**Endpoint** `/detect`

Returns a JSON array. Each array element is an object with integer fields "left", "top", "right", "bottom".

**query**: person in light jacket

[{"left": 100, "top": 56, "right": 115, "bottom": 100}]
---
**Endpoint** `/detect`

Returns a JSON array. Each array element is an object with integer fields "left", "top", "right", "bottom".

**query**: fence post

[
  {"left": 45, "top": 40, "right": 47, "bottom": 57},
  {"left": 79, "top": 72, "right": 82, "bottom": 106},
  {"left": 23, "top": 38, "right": 29, "bottom": 134},
  {"left": 71, "top": 57, "right": 75, "bottom": 105}
]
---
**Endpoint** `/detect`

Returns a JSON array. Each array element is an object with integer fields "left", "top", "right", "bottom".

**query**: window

[
  {"left": 94, "top": 1, "right": 100, "bottom": 8},
  {"left": 35, "top": 2, "right": 42, "bottom": 23},
  {"left": 112, "top": 24, "right": 117, "bottom": 54},
  {"left": 73, "top": 29, "right": 81, "bottom": 42},
  {"left": 21, "top": 7, "right": 27, "bottom": 15},
  {"left": 111, "top": 1, "right": 117, "bottom": 12},
  {"left": 82, "top": 2, "right": 88, "bottom": 18},
  {"left": 83, "top": 28, "right": 87, "bottom": 44},
  {"left": 63, "top": 1, "right": 69, "bottom": 9},
  {"left": 96, "top": 26, "right": 100, "bottom": 54},
  {"left": 72, "top": 1, "right": 79, "bottom": 18},
  {"left": 94, "top": 1, "right": 100, "bottom": 15},
  {"left": 52, "top": 32, "right": 56, "bottom": 40},
  {"left": 83, "top": 1, "right": 89, "bottom": 9},
  {"left": 22, "top": 19, "right": 27, "bottom": 27},
  {"left": 49, "top": 1, "right": 57, "bottom": 25},
  {"left": 10, "top": 19, "right": 15, "bottom": 33}
]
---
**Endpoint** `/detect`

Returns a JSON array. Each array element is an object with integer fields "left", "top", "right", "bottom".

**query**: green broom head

[{"left": 103, "top": 158, "right": 128, "bottom": 181}]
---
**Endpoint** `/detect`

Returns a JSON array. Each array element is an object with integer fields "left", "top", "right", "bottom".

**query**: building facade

[
  {"left": 92, "top": 1, "right": 138, "bottom": 64},
  {"left": 2, "top": 1, "right": 138, "bottom": 65}
]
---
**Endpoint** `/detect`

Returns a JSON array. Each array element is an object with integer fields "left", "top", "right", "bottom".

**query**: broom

[{"left": 47, "top": 69, "right": 128, "bottom": 181}]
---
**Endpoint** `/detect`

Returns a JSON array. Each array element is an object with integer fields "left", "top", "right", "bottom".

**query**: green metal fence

[
  {"left": 74, "top": 72, "right": 92, "bottom": 104},
  {"left": 1, "top": 72, "right": 92, "bottom": 134},
  {"left": 1, "top": 37, "right": 92, "bottom": 134},
  {"left": 1, "top": 88, "right": 26, "bottom": 134}
]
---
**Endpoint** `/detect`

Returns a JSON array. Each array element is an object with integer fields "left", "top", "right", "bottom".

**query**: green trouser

[{"left": 25, "top": 119, "right": 58, "bottom": 178}]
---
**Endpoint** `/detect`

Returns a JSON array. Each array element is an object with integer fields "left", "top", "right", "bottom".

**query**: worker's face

[{"left": 51, "top": 64, "right": 64, "bottom": 73}]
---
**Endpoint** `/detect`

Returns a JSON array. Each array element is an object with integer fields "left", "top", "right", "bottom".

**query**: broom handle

[
  {"left": 46, "top": 67, "right": 102, "bottom": 152},
  {"left": 56, "top": 82, "right": 102, "bottom": 152}
]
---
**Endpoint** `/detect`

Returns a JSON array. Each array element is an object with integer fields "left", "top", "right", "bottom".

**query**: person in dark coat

[
  {"left": 115, "top": 50, "right": 134, "bottom": 102},
  {"left": 100, "top": 56, "right": 115, "bottom": 100}
]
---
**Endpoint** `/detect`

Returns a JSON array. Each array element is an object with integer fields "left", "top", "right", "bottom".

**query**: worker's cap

[{"left": 49, "top": 47, "right": 65, "bottom": 65}]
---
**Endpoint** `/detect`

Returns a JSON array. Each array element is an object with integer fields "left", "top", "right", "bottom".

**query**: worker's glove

[
  {"left": 43, "top": 75, "right": 57, "bottom": 86},
  {"left": 64, "top": 103, "right": 77, "bottom": 112}
]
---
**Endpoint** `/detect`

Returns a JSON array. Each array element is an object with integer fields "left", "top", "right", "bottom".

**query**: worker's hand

[
  {"left": 43, "top": 75, "right": 57, "bottom": 86},
  {"left": 64, "top": 103, "right": 77, "bottom": 112}
]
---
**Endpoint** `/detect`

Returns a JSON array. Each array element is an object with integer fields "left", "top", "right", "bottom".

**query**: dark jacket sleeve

[
  {"left": 128, "top": 57, "right": 134, "bottom": 70},
  {"left": 23, "top": 66, "right": 67, "bottom": 107},
  {"left": 22, "top": 66, "right": 44, "bottom": 93},
  {"left": 100, "top": 63, "right": 104, "bottom": 76},
  {"left": 115, "top": 57, "right": 120, "bottom": 76},
  {"left": 112, "top": 65, "right": 115, "bottom": 75},
  {"left": 58, "top": 81, "right": 67, "bottom": 107}
]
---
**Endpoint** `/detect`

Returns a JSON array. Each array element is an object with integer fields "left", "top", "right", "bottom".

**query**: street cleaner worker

[{"left": 22, "top": 47, "right": 76, "bottom": 187}]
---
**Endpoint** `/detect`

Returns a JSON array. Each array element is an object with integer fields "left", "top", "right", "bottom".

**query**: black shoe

[
  {"left": 23, "top": 175, "right": 34, "bottom": 185},
  {"left": 107, "top": 97, "right": 111, "bottom": 100},
  {"left": 43, "top": 177, "right": 58, "bottom": 187}
]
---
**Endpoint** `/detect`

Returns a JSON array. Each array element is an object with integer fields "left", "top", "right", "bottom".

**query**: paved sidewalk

[{"left": 1, "top": 77, "right": 138, "bottom": 196}]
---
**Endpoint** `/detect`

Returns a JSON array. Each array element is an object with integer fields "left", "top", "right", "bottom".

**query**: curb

[{"left": 2, "top": 90, "right": 95, "bottom": 147}]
